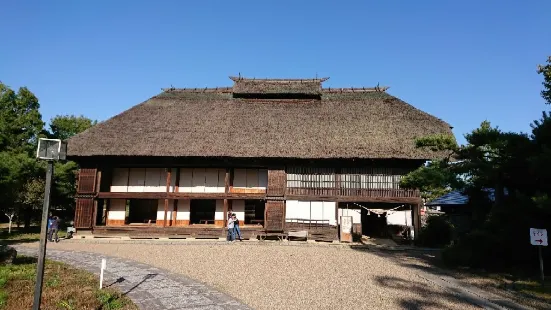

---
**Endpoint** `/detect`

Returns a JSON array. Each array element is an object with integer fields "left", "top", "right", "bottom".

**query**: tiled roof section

[
  {"left": 426, "top": 188, "right": 507, "bottom": 206},
  {"left": 426, "top": 191, "right": 469, "bottom": 206}
]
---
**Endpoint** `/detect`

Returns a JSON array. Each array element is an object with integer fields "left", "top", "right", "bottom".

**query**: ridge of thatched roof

[
  {"left": 230, "top": 76, "right": 329, "bottom": 94},
  {"left": 67, "top": 78, "right": 454, "bottom": 160}
]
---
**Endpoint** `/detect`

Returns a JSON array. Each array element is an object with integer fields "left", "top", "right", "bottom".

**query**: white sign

[
  {"left": 530, "top": 228, "right": 548, "bottom": 246},
  {"left": 341, "top": 216, "right": 352, "bottom": 234}
]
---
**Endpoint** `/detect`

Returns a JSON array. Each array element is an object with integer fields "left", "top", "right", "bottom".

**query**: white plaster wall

[
  {"left": 215, "top": 200, "right": 225, "bottom": 221},
  {"left": 231, "top": 200, "right": 246, "bottom": 222},
  {"left": 156, "top": 199, "right": 173, "bottom": 221},
  {"left": 322, "top": 202, "right": 337, "bottom": 226},
  {"left": 111, "top": 168, "right": 129, "bottom": 192},
  {"left": 285, "top": 200, "right": 337, "bottom": 226},
  {"left": 338, "top": 208, "right": 362, "bottom": 224},
  {"left": 169, "top": 168, "right": 177, "bottom": 192},
  {"left": 127, "top": 168, "right": 146, "bottom": 192},
  {"left": 386, "top": 210, "right": 412, "bottom": 226},
  {"left": 233, "top": 169, "right": 268, "bottom": 189},
  {"left": 177, "top": 199, "right": 190, "bottom": 220},
  {"left": 111, "top": 168, "right": 176, "bottom": 193},
  {"left": 179, "top": 168, "right": 225, "bottom": 193},
  {"left": 108, "top": 199, "right": 126, "bottom": 220},
  {"left": 144, "top": 168, "right": 164, "bottom": 192}
]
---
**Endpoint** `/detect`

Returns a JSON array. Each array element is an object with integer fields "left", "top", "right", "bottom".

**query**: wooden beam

[
  {"left": 166, "top": 168, "right": 172, "bottom": 193},
  {"left": 175, "top": 168, "right": 181, "bottom": 193},
  {"left": 168, "top": 192, "right": 267, "bottom": 199},
  {"left": 98, "top": 192, "right": 167, "bottom": 199},
  {"left": 285, "top": 194, "right": 422, "bottom": 204},
  {"left": 164, "top": 168, "right": 172, "bottom": 227},
  {"left": 173, "top": 199, "right": 178, "bottom": 226},
  {"left": 225, "top": 168, "right": 230, "bottom": 193},
  {"left": 92, "top": 199, "right": 98, "bottom": 228},
  {"left": 95, "top": 169, "right": 102, "bottom": 193},
  {"left": 223, "top": 199, "right": 228, "bottom": 227}
]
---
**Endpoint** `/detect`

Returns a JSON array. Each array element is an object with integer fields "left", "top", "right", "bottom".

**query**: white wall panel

[
  {"left": 285, "top": 200, "right": 310, "bottom": 221},
  {"left": 169, "top": 168, "right": 177, "bottom": 192},
  {"left": 177, "top": 199, "right": 190, "bottom": 220},
  {"left": 231, "top": 200, "right": 246, "bottom": 222},
  {"left": 233, "top": 169, "right": 267, "bottom": 190},
  {"left": 179, "top": 168, "right": 225, "bottom": 193},
  {"left": 285, "top": 200, "right": 336, "bottom": 225},
  {"left": 111, "top": 168, "right": 129, "bottom": 192},
  {"left": 338, "top": 208, "right": 362, "bottom": 224},
  {"left": 108, "top": 199, "right": 126, "bottom": 220},
  {"left": 310, "top": 201, "right": 324, "bottom": 220},
  {"left": 233, "top": 169, "right": 247, "bottom": 188},
  {"left": 180, "top": 169, "right": 193, "bottom": 193},
  {"left": 387, "top": 210, "right": 412, "bottom": 226},
  {"left": 191, "top": 169, "right": 205, "bottom": 193},
  {"left": 205, "top": 169, "right": 223, "bottom": 193},
  {"left": 322, "top": 202, "right": 337, "bottom": 226},
  {"left": 127, "top": 168, "right": 146, "bottom": 192},
  {"left": 144, "top": 168, "right": 162, "bottom": 192},
  {"left": 156, "top": 199, "right": 173, "bottom": 221},
  {"left": 215, "top": 200, "right": 224, "bottom": 220}
]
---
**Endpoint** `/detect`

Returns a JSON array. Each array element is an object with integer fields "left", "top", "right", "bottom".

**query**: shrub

[{"left": 416, "top": 215, "right": 454, "bottom": 248}]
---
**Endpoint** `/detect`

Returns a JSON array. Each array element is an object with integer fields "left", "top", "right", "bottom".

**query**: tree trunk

[{"left": 23, "top": 207, "right": 32, "bottom": 230}]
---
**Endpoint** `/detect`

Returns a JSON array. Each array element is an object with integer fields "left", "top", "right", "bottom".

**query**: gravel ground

[{"left": 29, "top": 242, "right": 481, "bottom": 310}]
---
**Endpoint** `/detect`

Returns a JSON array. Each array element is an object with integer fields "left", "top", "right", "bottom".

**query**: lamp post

[{"left": 33, "top": 138, "right": 67, "bottom": 310}]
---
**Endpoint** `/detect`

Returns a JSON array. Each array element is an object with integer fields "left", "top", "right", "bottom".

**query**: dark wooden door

[
  {"left": 264, "top": 200, "right": 285, "bottom": 231},
  {"left": 75, "top": 198, "right": 94, "bottom": 228}
]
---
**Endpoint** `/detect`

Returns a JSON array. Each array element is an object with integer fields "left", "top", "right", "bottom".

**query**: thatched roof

[
  {"left": 67, "top": 76, "right": 454, "bottom": 160},
  {"left": 230, "top": 76, "right": 328, "bottom": 94}
]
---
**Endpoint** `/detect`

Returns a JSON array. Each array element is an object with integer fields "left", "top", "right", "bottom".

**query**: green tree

[
  {"left": 49, "top": 115, "right": 97, "bottom": 140},
  {"left": 0, "top": 83, "right": 44, "bottom": 153},
  {"left": 537, "top": 56, "right": 551, "bottom": 104}
]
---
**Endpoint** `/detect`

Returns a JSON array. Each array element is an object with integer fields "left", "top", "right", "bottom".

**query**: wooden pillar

[
  {"left": 334, "top": 168, "right": 341, "bottom": 197},
  {"left": 173, "top": 200, "right": 178, "bottom": 226},
  {"left": 164, "top": 168, "right": 172, "bottom": 227},
  {"left": 225, "top": 168, "right": 234, "bottom": 194},
  {"left": 223, "top": 199, "right": 229, "bottom": 227},
  {"left": 175, "top": 168, "right": 180, "bottom": 193}
]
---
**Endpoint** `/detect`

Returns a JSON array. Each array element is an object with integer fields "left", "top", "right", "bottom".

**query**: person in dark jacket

[
  {"left": 47, "top": 214, "right": 54, "bottom": 242},
  {"left": 232, "top": 214, "right": 243, "bottom": 241},
  {"left": 48, "top": 216, "right": 60, "bottom": 243}
]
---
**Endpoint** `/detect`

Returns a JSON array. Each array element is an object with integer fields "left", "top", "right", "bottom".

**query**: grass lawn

[
  {"left": 0, "top": 256, "right": 137, "bottom": 310},
  {"left": 0, "top": 226, "right": 66, "bottom": 244}
]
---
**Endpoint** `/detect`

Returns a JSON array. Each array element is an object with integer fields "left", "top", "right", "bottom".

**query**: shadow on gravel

[
  {"left": 123, "top": 273, "right": 158, "bottom": 296},
  {"left": 350, "top": 245, "right": 453, "bottom": 277},
  {"left": 376, "top": 276, "right": 484, "bottom": 309}
]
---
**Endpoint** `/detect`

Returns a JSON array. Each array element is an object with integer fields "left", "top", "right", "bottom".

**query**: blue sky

[{"left": 1, "top": 0, "right": 550, "bottom": 145}]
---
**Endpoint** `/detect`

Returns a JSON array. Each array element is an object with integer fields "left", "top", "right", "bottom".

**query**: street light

[{"left": 33, "top": 138, "right": 67, "bottom": 310}]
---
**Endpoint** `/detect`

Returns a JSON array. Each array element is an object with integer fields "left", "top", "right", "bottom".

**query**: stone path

[{"left": 15, "top": 245, "right": 252, "bottom": 310}]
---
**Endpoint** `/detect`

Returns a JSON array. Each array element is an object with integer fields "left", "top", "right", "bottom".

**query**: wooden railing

[{"left": 286, "top": 187, "right": 420, "bottom": 198}]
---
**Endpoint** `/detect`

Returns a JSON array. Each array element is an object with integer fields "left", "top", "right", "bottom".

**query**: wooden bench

[{"left": 287, "top": 230, "right": 308, "bottom": 240}]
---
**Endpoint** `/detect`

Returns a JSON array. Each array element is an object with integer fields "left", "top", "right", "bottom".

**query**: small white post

[{"left": 99, "top": 258, "right": 106, "bottom": 289}]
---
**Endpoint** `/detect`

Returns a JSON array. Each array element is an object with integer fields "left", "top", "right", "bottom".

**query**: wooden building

[{"left": 68, "top": 76, "right": 453, "bottom": 241}]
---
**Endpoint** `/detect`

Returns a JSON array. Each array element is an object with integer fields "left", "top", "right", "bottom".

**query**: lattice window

[{"left": 286, "top": 167, "right": 335, "bottom": 188}]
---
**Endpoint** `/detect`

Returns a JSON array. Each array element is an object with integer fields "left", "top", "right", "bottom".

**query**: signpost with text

[{"left": 530, "top": 228, "right": 548, "bottom": 287}]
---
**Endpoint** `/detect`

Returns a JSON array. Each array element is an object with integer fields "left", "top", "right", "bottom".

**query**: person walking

[
  {"left": 49, "top": 216, "right": 60, "bottom": 243},
  {"left": 232, "top": 214, "right": 243, "bottom": 241},
  {"left": 47, "top": 214, "right": 54, "bottom": 242}
]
